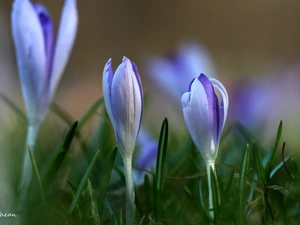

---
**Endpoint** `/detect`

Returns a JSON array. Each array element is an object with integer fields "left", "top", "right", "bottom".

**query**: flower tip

[
  {"left": 199, "top": 73, "right": 207, "bottom": 79},
  {"left": 181, "top": 92, "right": 191, "bottom": 108},
  {"left": 122, "top": 56, "right": 130, "bottom": 62},
  {"left": 106, "top": 58, "right": 112, "bottom": 64}
]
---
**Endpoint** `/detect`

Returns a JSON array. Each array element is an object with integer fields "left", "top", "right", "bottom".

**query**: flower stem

[
  {"left": 206, "top": 161, "right": 216, "bottom": 223},
  {"left": 18, "top": 125, "right": 40, "bottom": 205},
  {"left": 123, "top": 156, "right": 136, "bottom": 225}
]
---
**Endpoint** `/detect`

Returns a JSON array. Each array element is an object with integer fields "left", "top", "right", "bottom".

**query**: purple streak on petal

[
  {"left": 31, "top": 3, "right": 55, "bottom": 109},
  {"left": 198, "top": 74, "right": 220, "bottom": 146},
  {"left": 188, "top": 78, "right": 195, "bottom": 92},
  {"left": 210, "top": 78, "right": 229, "bottom": 138},
  {"left": 32, "top": 3, "right": 54, "bottom": 71}
]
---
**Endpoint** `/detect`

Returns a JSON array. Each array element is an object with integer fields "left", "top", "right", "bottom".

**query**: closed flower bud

[
  {"left": 181, "top": 74, "right": 228, "bottom": 163},
  {"left": 103, "top": 56, "right": 143, "bottom": 158}
]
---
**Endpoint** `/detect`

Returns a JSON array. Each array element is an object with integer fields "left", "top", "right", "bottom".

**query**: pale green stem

[
  {"left": 122, "top": 156, "right": 136, "bottom": 225},
  {"left": 18, "top": 124, "right": 40, "bottom": 205},
  {"left": 206, "top": 161, "right": 216, "bottom": 223}
]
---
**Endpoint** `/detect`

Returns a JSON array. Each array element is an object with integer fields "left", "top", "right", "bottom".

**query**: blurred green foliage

[{"left": 1, "top": 96, "right": 300, "bottom": 225}]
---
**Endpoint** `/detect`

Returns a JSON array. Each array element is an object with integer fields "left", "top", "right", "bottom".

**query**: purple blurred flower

[
  {"left": 134, "top": 129, "right": 158, "bottom": 184},
  {"left": 147, "top": 42, "right": 216, "bottom": 102},
  {"left": 229, "top": 71, "right": 300, "bottom": 146},
  {"left": 103, "top": 56, "right": 143, "bottom": 158},
  {"left": 181, "top": 74, "right": 228, "bottom": 163},
  {"left": 11, "top": 0, "right": 78, "bottom": 127}
]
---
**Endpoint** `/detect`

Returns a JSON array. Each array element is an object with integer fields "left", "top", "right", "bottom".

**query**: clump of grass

[{"left": 2, "top": 95, "right": 300, "bottom": 225}]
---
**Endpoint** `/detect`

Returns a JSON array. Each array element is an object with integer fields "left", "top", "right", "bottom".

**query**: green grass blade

[
  {"left": 44, "top": 121, "right": 78, "bottom": 179},
  {"left": 267, "top": 120, "right": 283, "bottom": 176},
  {"left": 252, "top": 141, "right": 266, "bottom": 186},
  {"left": 85, "top": 179, "right": 101, "bottom": 225},
  {"left": 210, "top": 166, "right": 219, "bottom": 224},
  {"left": 154, "top": 118, "right": 168, "bottom": 221},
  {"left": 104, "top": 198, "right": 119, "bottom": 225},
  {"left": 270, "top": 155, "right": 292, "bottom": 179},
  {"left": 98, "top": 147, "right": 117, "bottom": 211},
  {"left": 28, "top": 148, "right": 47, "bottom": 207},
  {"left": 68, "top": 150, "right": 100, "bottom": 215},
  {"left": 239, "top": 144, "right": 250, "bottom": 224},
  {"left": 224, "top": 167, "right": 235, "bottom": 191},
  {"left": 198, "top": 179, "right": 206, "bottom": 211},
  {"left": 67, "top": 180, "right": 77, "bottom": 192},
  {"left": 144, "top": 174, "right": 154, "bottom": 215},
  {"left": 78, "top": 98, "right": 104, "bottom": 130}
]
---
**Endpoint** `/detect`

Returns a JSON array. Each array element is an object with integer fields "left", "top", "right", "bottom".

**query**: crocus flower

[
  {"left": 147, "top": 41, "right": 216, "bottom": 102},
  {"left": 182, "top": 73, "right": 228, "bottom": 221},
  {"left": 103, "top": 56, "right": 143, "bottom": 158},
  {"left": 181, "top": 73, "right": 228, "bottom": 163},
  {"left": 11, "top": 0, "right": 78, "bottom": 128},
  {"left": 103, "top": 56, "right": 143, "bottom": 224},
  {"left": 11, "top": 0, "right": 78, "bottom": 205},
  {"left": 229, "top": 71, "right": 300, "bottom": 147}
]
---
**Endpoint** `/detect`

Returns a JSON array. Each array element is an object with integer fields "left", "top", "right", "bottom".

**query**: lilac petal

[
  {"left": 177, "top": 42, "right": 216, "bottom": 79},
  {"left": 210, "top": 78, "right": 229, "bottom": 139},
  {"left": 198, "top": 74, "right": 219, "bottom": 143},
  {"left": 11, "top": 0, "right": 47, "bottom": 124},
  {"left": 181, "top": 79, "right": 216, "bottom": 162},
  {"left": 111, "top": 57, "right": 143, "bottom": 156},
  {"left": 102, "top": 58, "right": 114, "bottom": 125},
  {"left": 130, "top": 58, "right": 143, "bottom": 131},
  {"left": 136, "top": 140, "right": 158, "bottom": 169},
  {"left": 49, "top": 0, "right": 78, "bottom": 99},
  {"left": 31, "top": 3, "right": 54, "bottom": 68},
  {"left": 147, "top": 58, "right": 179, "bottom": 98}
]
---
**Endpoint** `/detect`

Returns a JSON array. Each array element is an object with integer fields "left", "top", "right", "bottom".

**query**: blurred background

[
  {"left": 1, "top": 0, "right": 300, "bottom": 115},
  {"left": 0, "top": 1, "right": 300, "bottom": 154},
  {"left": 1, "top": 0, "right": 300, "bottom": 221},
  {"left": 1, "top": 0, "right": 300, "bottom": 169}
]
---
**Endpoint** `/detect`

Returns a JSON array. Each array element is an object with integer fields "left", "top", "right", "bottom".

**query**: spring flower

[
  {"left": 11, "top": 0, "right": 78, "bottom": 129},
  {"left": 11, "top": 0, "right": 78, "bottom": 206},
  {"left": 103, "top": 56, "right": 143, "bottom": 158},
  {"left": 181, "top": 73, "right": 228, "bottom": 163},
  {"left": 181, "top": 73, "right": 228, "bottom": 221},
  {"left": 147, "top": 41, "right": 216, "bottom": 102},
  {"left": 103, "top": 56, "right": 143, "bottom": 225}
]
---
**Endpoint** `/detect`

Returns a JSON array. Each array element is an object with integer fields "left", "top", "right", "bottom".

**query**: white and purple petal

[
  {"left": 107, "top": 57, "right": 143, "bottom": 157},
  {"left": 11, "top": 0, "right": 47, "bottom": 124},
  {"left": 50, "top": 0, "right": 78, "bottom": 98},
  {"left": 102, "top": 58, "right": 114, "bottom": 126},
  {"left": 182, "top": 78, "right": 215, "bottom": 161},
  {"left": 210, "top": 78, "right": 229, "bottom": 140},
  {"left": 181, "top": 74, "right": 228, "bottom": 163}
]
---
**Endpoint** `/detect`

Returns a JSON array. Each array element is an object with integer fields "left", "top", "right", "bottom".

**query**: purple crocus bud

[
  {"left": 11, "top": 0, "right": 78, "bottom": 127},
  {"left": 103, "top": 56, "right": 143, "bottom": 158},
  {"left": 181, "top": 74, "right": 229, "bottom": 163},
  {"left": 147, "top": 42, "right": 216, "bottom": 102}
]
